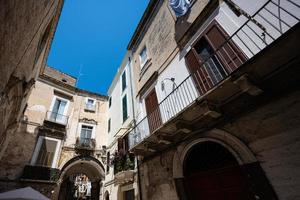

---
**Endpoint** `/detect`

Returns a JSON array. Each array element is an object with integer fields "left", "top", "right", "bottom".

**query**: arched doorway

[
  {"left": 184, "top": 141, "right": 250, "bottom": 200},
  {"left": 58, "top": 156, "right": 105, "bottom": 200},
  {"left": 104, "top": 191, "right": 109, "bottom": 200}
]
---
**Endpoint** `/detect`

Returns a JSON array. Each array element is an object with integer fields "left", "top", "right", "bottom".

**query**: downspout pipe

[{"left": 128, "top": 56, "right": 143, "bottom": 200}]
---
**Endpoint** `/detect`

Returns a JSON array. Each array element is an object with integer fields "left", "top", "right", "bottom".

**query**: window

[
  {"left": 122, "top": 95, "right": 128, "bottom": 122},
  {"left": 122, "top": 71, "right": 127, "bottom": 91},
  {"left": 108, "top": 97, "right": 112, "bottom": 108},
  {"left": 139, "top": 46, "right": 148, "bottom": 68},
  {"left": 85, "top": 98, "right": 96, "bottom": 111},
  {"left": 81, "top": 125, "right": 93, "bottom": 139},
  {"left": 106, "top": 152, "right": 110, "bottom": 174},
  {"left": 185, "top": 21, "right": 247, "bottom": 94},
  {"left": 124, "top": 189, "right": 134, "bottom": 200},
  {"left": 35, "top": 20, "right": 52, "bottom": 65},
  {"left": 35, "top": 139, "right": 57, "bottom": 167},
  {"left": 108, "top": 118, "right": 111, "bottom": 133},
  {"left": 32, "top": 137, "right": 61, "bottom": 168},
  {"left": 49, "top": 97, "right": 68, "bottom": 124}
]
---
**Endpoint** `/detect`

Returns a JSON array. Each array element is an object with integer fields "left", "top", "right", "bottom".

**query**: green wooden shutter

[{"left": 122, "top": 95, "right": 128, "bottom": 122}]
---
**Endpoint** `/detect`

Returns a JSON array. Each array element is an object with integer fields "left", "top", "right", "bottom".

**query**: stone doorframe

[{"left": 172, "top": 128, "right": 257, "bottom": 179}]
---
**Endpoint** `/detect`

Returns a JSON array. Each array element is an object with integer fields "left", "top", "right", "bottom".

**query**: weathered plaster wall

[
  {"left": 138, "top": 90, "right": 300, "bottom": 200},
  {"left": 0, "top": 0, "right": 64, "bottom": 160}
]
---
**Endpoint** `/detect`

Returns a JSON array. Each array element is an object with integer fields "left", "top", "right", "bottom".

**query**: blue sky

[{"left": 47, "top": 0, "right": 149, "bottom": 95}]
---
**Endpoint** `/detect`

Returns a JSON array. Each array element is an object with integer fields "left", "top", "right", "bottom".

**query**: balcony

[
  {"left": 75, "top": 137, "right": 96, "bottom": 151},
  {"left": 84, "top": 103, "right": 96, "bottom": 112},
  {"left": 113, "top": 152, "right": 135, "bottom": 184},
  {"left": 129, "top": 0, "right": 300, "bottom": 155},
  {"left": 21, "top": 165, "right": 60, "bottom": 182},
  {"left": 44, "top": 111, "right": 69, "bottom": 126}
]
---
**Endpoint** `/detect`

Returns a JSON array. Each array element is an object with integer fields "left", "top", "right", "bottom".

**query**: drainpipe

[{"left": 128, "top": 56, "right": 143, "bottom": 200}]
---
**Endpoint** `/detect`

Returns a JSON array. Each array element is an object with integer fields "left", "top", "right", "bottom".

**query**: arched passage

[
  {"left": 58, "top": 156, "right": 105, "bottom": 200},
  {"left": 173, "top": 129, "right": 277, "bottom": 200},
  {"left": 184, "top": 141, "right": 250, "bottom": 199},
  {"left": 104, "top": 191, "right": 109, "bottom": 200}
]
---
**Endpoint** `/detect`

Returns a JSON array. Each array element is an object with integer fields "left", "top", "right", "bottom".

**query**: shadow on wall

[{"left": 0, "top": 119, "right": 46, "bottom": 192}]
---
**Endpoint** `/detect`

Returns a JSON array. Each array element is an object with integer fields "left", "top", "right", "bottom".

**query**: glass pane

[
  {"left": 122, "top": 72, "right": 127, "bottom": 91},
  {"left": 124, "top": 190, "right": 134, "bottom": 200},
  {"left": 140, "top": 47, "right": 147, "bottom": 65},
  {"left": 36, "top": 138, "right": 57, "bottom": 166},
  {"left": 195, "top": 39, "right": 226, "bottom": 84}
]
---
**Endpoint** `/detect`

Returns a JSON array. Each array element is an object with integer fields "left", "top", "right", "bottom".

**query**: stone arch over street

[{"left": 57, "top": 155, "right": 105, "bottom": 200}]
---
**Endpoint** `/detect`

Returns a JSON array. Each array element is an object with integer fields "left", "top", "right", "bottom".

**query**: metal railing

[
  {"left": 21, "top": 165, "right": 60, "bottom": 182},
  {"left": 85, "top": 103, "right": 96, "bottom": 112},
  {"left": 45, "top": 111, "right": 69, "bottom": 125},
  {"left": 75, "top": 137, "right": 96, "bottom": 149},
  {"left": 113, "top": 152, "right": 135, "bottom": 174},
  {"left": 128, "top": 0, "right": 300, "bottom": 150}
]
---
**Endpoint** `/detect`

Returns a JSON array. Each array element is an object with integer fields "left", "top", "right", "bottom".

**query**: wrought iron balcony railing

[
  {"left": 45, "top": 111, "right": 69, "bottom": 126},
  {"left": 128, "top": 0, "right": 300, "bottom": 150},
  {"left": 21, "top": 165, "right": 60, "bottom": 182},
  {"left": 113, "top": 152, "right": 135, "bottom": 175},
  {"left": 75, "top": 137, "right": 96, "bottom": 150}
]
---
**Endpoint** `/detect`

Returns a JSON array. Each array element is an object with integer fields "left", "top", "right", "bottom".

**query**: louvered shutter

[
  {"left": 204, "top": 22, "right": 247, "bottom": 73},
  {"left": 185, "top": 49, "right": 214, "bottom": 94}
]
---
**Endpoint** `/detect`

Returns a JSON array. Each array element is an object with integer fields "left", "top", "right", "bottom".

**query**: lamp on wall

[{"left": 161, "top": 77, "right": 177, "bottom": 92}]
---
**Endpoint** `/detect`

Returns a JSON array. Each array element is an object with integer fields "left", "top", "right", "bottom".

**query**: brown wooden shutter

[
  {"left": 106, "top": 152, "right": 110, "bottom": 172},
  {"left": 145, "top": 89, "right": 162, "bottom": 133},
  {"left": 185, "top": 49, "right": 214, "bottom": 94},
  {"left": 117, "top": 138, "right": 123, "bottom": 152},
  {"left": 204, "top": 22, "right": 247, "bottom": 73}
]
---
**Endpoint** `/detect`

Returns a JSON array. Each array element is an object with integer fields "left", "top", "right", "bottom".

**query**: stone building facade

[
  {"left": 0, "top": 66, "right": 108, "bottom": 199},
  {"left": 1, "top": 0, "right": 300, "bottom": 200},
  {"left": 0, "top": 0, "right": 64, "bottom": 160},
  {"left": 126, "top": 0, "right": 300, "bottom": 200}
]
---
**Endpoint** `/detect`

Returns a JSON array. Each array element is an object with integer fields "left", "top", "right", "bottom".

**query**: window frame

[
  {"left": 121, "top": 70, "right": 127, "bottom": 92},
  {"left": 86, "top": 97, "right": 96, "bottom": 106},
  {"left": 78, "top": 123, "right": 96, "bottom": 139},
  {"left": 108, "top": 118, "right": 111, "bottom": 133},
  {"left": 85, "top": 97, "right": 96, "bottom": 111},
  {"left": 139, "top": 46, "right": 148, "bottom": 69},
  {"left": 49, "top": 95, "right": 69, "bottom": 116},
  {"left": 108, "top": 97, "right": 112, "bottom": 108},
  {"left": 31, "top": 136, "right": 61, "bottom": 168}
]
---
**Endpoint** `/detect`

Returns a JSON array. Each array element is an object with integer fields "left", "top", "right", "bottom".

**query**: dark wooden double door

[
  {"left": 184, "top": 142, "right": 251, "bottom": 200},
  {"left": 187, "top": 165, "right": 249, "bottom": 200}
]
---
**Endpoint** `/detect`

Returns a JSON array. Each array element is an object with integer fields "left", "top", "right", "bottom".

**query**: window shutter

[
  {"left": 122, "top": 72, "right": 127, "bottom": 91},
  {"left": 145, "top": 89, "right": 162, "bottom": 133},
  {"left": 122, "top": 95, "right": 128, "bottom": 122},
  {"left": 118, "top": 138, "right": 124, "bottom": 152},
  {"left": 106, "top": 152, "right": 110, "bottom": 173},
  {"left": 185, "top": 49, "right": 214, "bottom": 94},
  {"left": 204, "top": 22, "right": 247, "bottom": 72}
]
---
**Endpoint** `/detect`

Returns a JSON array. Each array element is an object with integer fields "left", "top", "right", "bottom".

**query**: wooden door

[
  {"left": 145, "top": 89, "right": 162, "bottom": 133},
  {"left": 187, "top": 165, "right": 249, "bottom": 200}
]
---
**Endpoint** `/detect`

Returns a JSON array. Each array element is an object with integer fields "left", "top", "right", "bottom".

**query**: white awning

[{"left": 0, "top": 187, "right": 49, "bottom": 200}]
